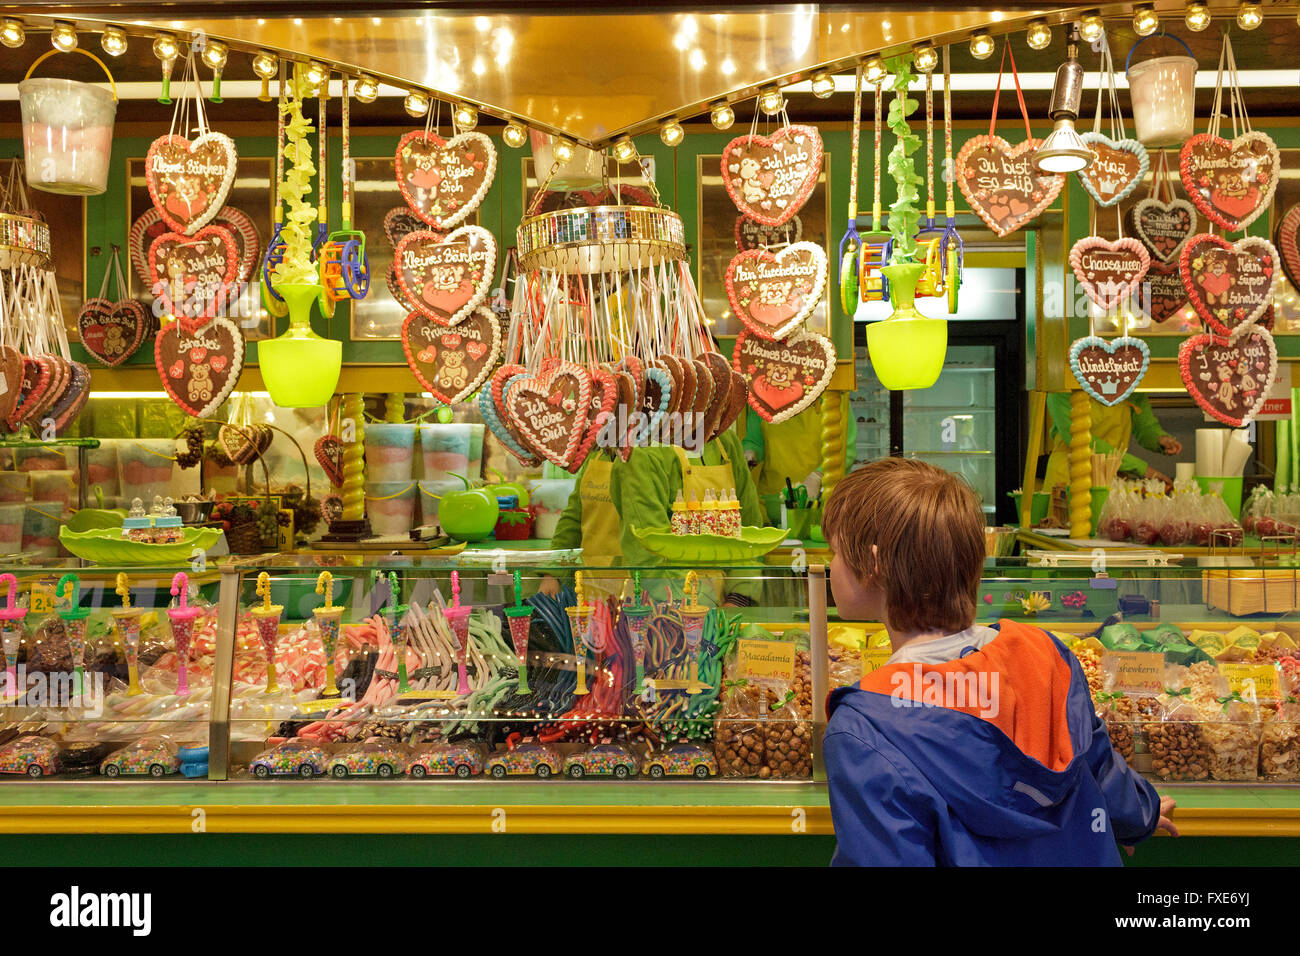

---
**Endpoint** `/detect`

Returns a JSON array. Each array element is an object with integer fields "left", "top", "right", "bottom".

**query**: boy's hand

[
  {"left": 538, "top": 575, "right": 561, "bottom": 597},
  {"left": 1122, "top": 796, "right": 1178, "bottom": 856}
]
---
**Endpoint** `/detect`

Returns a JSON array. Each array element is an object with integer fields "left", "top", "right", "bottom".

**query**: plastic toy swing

[
  {"left": 260, "top": 63, "right": 289, "bottom": 319},
  {"left": 319, "top": 77, "right": 370, "bottom": 305},
  {"left": 855, "top": 74, "right": 892, "bottom": 305},
  {"left": 837, "top": 65, "right": 865, "bottom": 313},
  {"left": 312, "top": 81, "right": 336, "bottom": 320}
]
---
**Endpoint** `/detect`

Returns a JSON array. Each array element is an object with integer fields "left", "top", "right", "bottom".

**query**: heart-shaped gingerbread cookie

[
  {"left": 154, "top": 316, "right": 245, "bottom": 418},
  {"left": 1069, "top": 335, "right": 1150, "bottom": 407},
  {"left": 314, "top": 436, "right": 345, "bottom": 487},
  {"left": 1180, "top": 131, "right": 1279, "bottom": 233},
  {"left": 145, "top": 133, "right": 239, "bottom": 235},
  {"left": 148, "top": 225, "right": 239, "bottom": 322},
  {"left": 1128, "top": 198, "right": 1197, "bottom": 264},
  {"left": 1179, "top": 327, "right": 1276, "bottom": 427},
  {"left": 733, "top": 329, "right": 836, "bottom": 425},
  {"left": 720, "top": 125, "right": 823, "bottom": 227},
  {"left": 394, "top": 130, "right": 497, "bottom": 230},
  {"left": 503, "top": 362, "right": 593, "bottom": 471},
  {"left": 78, "top": 298, "right": 149, "bottom": 368},
  {"left": 1180, "top": 233, "right": 1280, "bottom": 336},
  {"left": 1077, "top": 133, "right": 1148, "bottom": 207},
  {"left": 725, "top": 242, "right": 827, "bottom": 341},
  {"left": 735, "top": 214, "right": 803, "bottom": 252},
  {"left": 957, "top": 135, "right": 1064, "bottom": 238},
  {"left": 1275, "top": 203, "right": 1300, "bottom": 291},
  {"left": 393, "top": 226, "right": 496, "bottom": 327},
  {"left": 1140, "top": 260, "right": 1193, "bottom": 328},
  {"left": 401, "top": 305, "right": 501, "bottom": 404},
  {"left": 1069, "top": 237, "right": 1150, "bottom": 311}
]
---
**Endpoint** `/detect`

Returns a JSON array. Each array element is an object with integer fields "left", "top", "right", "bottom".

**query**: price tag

[
  {"left": 29, "top": 584, "right": 54, "bottom": 615},
  {"left": 1105, "top": 650, "right": 1165, "bottom": 696},
  {"left": 861, "top": 647, "right": 892, "bottom": 678},
  {"left": 1219, "top": 663, "right": 1281, "bottom": 704},
  {"left": 736, "top": 639, "right": 795, "bottom": 682}
]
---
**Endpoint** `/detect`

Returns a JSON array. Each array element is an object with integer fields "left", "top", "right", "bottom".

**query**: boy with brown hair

[{"left": 821, "top": 458, "right": 1176, "bottom": 866}]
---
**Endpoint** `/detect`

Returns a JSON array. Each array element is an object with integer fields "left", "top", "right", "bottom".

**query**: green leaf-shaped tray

[
  {"left": 59, "top": 526, "right": 223, "bottom": 565},
  {"left": 631, "top": 525, "right": 789, "bottom": 562}
]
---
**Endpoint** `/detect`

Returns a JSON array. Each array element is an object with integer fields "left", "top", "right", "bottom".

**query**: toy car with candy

[
  {"left": 405, "top": 742, "right": 485, "bottom": 779},
  {"left": 563, "top": 741, "right": 640, "bottom": 779},
  {"left": 643, "top": 742, "right": 718, "bottom": 779},
  {"left": 100, "top": 737, "right": 181, "bottom": 778},
  {"left": 0, "top": 735, "right": 61, "bottom": 778},
  {"left": 248, "top": 739, "right": 331, "bottom": 778},
  {"left": 486, "top": 736, "right": 562, "bottom": 779},
  {"left": 327, "top": 739, "right": 407, "bottom": 779}
]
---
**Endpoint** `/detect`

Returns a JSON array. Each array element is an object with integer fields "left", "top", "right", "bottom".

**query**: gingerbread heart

[
  {"left": 386, "top": 263, "right": 416, "bottom": 311},
  {"left": 640, "top": 367, "right": 673, "bottom": 446},
  {"left": 503, "top": 362, "right": 593, "bottom": 470},
  {"left": 1069, "top": 237, "right": 1150, "bottom": 311},
  {"left": 128, "top": 207, "right": 168, "bottom": 288},
  {"left": 47, "top": 361, "right": 90, "bottom": 434},
  {"left": 1077, "top": 133, "right": 1148, "bottom": 207},
  {"left": 1180, "top": 131, "right": 1279, "bottom": 233},
  {"left": 154, "top": 316, "right": 245, "bottom": 418},
  {"left": 8, "top": 356, "right": 53, "bottom": 431},
  {"left": 956, "top": 135, "right": 1064, "bottom": 238},
  {"left": 401, "top": 305, "right": 501, "bottom": 404},
  {"left": 148, "top": 225, "right": 239, "bottom": 322},
  {"left": 1275, "top": 203, "right": 1300, "bottom": 291},
  {"left": 721, "top": 125, "right": 823, "bottom": 227},
  {"left": 1128, "top": 198, "right": 1197, "bottom": 264},
  {"left": 214, "top": 206, "right": 261, "bottom": 294},
  {"left": 394, "top": 130, "right": 497, "bottom": 230},
  {"left": 0, "top": 346, "right": 23, "bottom": 425},
  {"left": 699, "top": 351, "right": 735, "bottom": 439},
  {"left": 733, "top": 329, "right": 835, "bottom": 425},
  {"left": 218, "top": 423, "right": 259, "bottom": 465},
  {"left": 726, "top": 242, "right": 827, "bottom": 341},
  {"left": 480, "top": 367, "right": 542, "bottom": 467},
  {"left": 1069, "top": 335, "right": 1150, "bottom": 407},
  {"left": 1141, "top": 260, "right": 1194, "bottom": 328},
  {"left": 383, "top": 207, "right": 428, "bottom": 248},
  {"left": 394, "top": 226, "right": 496, "bottom": 327},
  {"left": 577, "top": 367, "right": 619, "bottom": 469},
  {"left": 715, "top": 368, "right": 750, "bottom": 439},
  {"left": 78, "top": 298, "right": 149, "bottom": 368},
  {"left": 1180, "top": 234, "right": 1280, "bottom": 336},
  {"left": 1179, "top": 327, "right": 1276, "bottom": 427},
  {"left": 145, "top": 133, "right": 239, "bottom": 235},
  {"left": 735, "top": 214, "right": 803, "bottom": 252}
]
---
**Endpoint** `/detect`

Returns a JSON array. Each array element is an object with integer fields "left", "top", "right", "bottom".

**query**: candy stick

[
  {"left": 681, "top": 571, "right": 709, "bottom": 695},
  {"left": 443, "top": 570, "right": 473, "bottom": 696},
  {"left": 504, "top": 570, "right": 533, "bottom": 693},
  {"left": 56, "top": 573, "right": 89, "bottom": 698},
  {"left": 113, "top": 572, "right": 145, "bottom": 697},
  {"left": 249, "top": 571, "right": 285, "bottom": 693},
  {"left": 167, "top": 572, "right": 200, "bottom": 696},
  {"left": 566, "top": 571, "right": 591, "bottom": 696},
  {"left": 623, "top": 570, "right": 651, "bottom": 695},
  {"left": 0, "top": 574, "right": 26, "bottom": 700},
  {"left": 385, "top": 571, "right": 413, "bottom": 693},
  {"left": 312, "top": 571, "right": 344, "bottom": 697}
]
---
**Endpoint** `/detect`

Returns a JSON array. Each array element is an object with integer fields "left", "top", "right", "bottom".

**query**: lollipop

[
  {"left": 681, "top": 571, "right": 709, "bottom": 695},
  {"left": 622, "top": 571, "right": 652, "bottom": 695},
  {"left": 443, "top": 570, "right": 473, "bottom": 697},
  {"left": 565, "top": 571, "right": 592, "bottom": 696},
  {"left": 167, "top": 572, "right": 200, "bottom": 696},
  {"left": 504, "top": 570, "right": 533, "bottom": 694},
  {"left": 113, "top": 572, "right": 144, "bottom": 697},
  {"left": 312, "top": 571, "right": 344, "bottom": 698},
  {"left": 56, "top": 573, "right": 90, "bottom": 698},
  {"left": 383, "top": 572, "right": 412, "bottom": 693},
  {"left": 0, "top": 574, "right": 26, "bottom": 700},
  {"left": 249, "top": 572, "right": 285, "bottom": 693}
]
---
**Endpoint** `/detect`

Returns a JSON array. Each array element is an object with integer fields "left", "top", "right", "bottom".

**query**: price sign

[
  {"left": 1105, "top": 650, "right": 1165, "bottom": 696},
  {"left": 861, "top": 647, "right": 892, "bottom": 679},
  {"left": 1219, "top": 663, "right": 1281, "bottom": 704},
  {"left": 29, "top": 584, "right": 54, "bottom": 615},
  {"left": 736, "top": 639, "right": 795, "bottom": 682}
]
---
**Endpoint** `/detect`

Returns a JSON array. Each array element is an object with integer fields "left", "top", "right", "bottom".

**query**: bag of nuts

[
  {"left": 1143, "top": 691, "right": 1211, "bottom": 781},
  {"left": 714, "top": 678, "right": 765, "bottom": 778},
  {"left": 1196, "top": 693, "right": 1262, "bottom": 781},
  {"left": 765, "top": 687, "right": 812, "bottom": 780},
  {"left": 1261, "top": 701, "right": 1300, "bottom": 781}
]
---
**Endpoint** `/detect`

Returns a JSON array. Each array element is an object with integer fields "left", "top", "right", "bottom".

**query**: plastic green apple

[
  {"left": 484, "top": 468, "right": 530, "bottom": 508},
  {"left": 437, "top": 473, "right": 500, "bottom": 541}
]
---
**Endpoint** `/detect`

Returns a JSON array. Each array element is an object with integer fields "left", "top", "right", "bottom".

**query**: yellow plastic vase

[
  {"left": 259, "top": 282, "right": 342, "bottom": 407},
  {"left": 866, "top": 262, "right": 947, "bottom": 391}
]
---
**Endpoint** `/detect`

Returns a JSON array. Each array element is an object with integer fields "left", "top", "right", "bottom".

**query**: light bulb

[
  {"left": 50, "top": 21, "right": 77, "bottom": 53},
  {"left": 758, "top": 87, "right": 785, "bottom": 115},
  {"left": 353, "top": 74, "right": 378, "bottom": 102},
  {"left": 201, "top": 39, "right": 227, "bottom": 70},
  {"left": 612, "top": 137, "right": 637, "bottom": 163},
  {"left": 304, "top": 60, "right": 327, "bottom": 90},
  {"left": 100, "top": 26, "right": 127, "bottom": 57},
  {"left": 1237, "top": 0, "right": 1262, "bottom": 29},
  {"left": 453, "top": 102, "right": 478, "bottom": 130},
  {"left": 1078, "top": 11, "right": 1104, "bottom": 43},
  {"left": 553, "top": 138, "right": 576, "bottom": 164},
  {"left": 970, "top": 31, "right": 995, "bottom": 60},
  {"left": 1, "top": 18, "right": 25, "bottom": 49},
  {"left": 810, "top": 72, "right": 835, "bottom": 98},
  {"left": 1184, "top": 2, "right": 1211, "bottom": 31},
  {"left": 404, "top": 90, "right": 429, "bottom": 116},
  {"left": 503, "top": 122, "right": 528, "bottom": 148},
  {"left": 913, "top": 43, "right": 938, "bottom": 74},
  {"left": 1026, "top": 19, "right": 1051, "bottom": 50},
  {"left": 659, "top": 119, "right": 684, "bottom": 147},
  {"left": 864, "top": 56, "right": 887, "bottom": 84},
  {"left": 252, "top": 51, "right": 278, "bottom": 79},
  {"left": 710, "top": 101, "right": 735, "bottom": 130},
  {"left": 153, "top": 32, "right": 178, "bottom": 62},
  {"left": 1133, "top": 5, "right": 1159, "bottom": 36}
]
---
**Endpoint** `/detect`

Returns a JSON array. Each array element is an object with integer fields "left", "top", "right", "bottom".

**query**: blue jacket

[{"left": 823, "top": 620, "right": 1161, "bottom": 866}]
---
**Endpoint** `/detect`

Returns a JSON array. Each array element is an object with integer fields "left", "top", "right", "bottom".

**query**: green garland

[
  {"left": 885, "top": 54, "right": 922, "bottom": 263},
  {"left": 273, "top": 66, "right": 319, "bottom": 285}
]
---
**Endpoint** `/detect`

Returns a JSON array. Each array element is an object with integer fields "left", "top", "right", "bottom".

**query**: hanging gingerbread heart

[
  {"left": 0, "top": 347, "right": 23, "bottom": 425},
  {"left": 145, "top": 132, "right": 239, "bottom": 236},
  {"left": 1180, "top": 131, "right": 1278, "bottom": 233},
  {"left": 733, "top": 328, "right": 836, "bottom": 425},
  {"left": 47, "top": 361, "right": 90, "bottom": 434},
  {"left": 1069, "top": 336, "right": 1150, "bottom": 407},
  {"left": 504, "top": 362, "right": 593, "bottom": 470},
  {"left": 154, "top": 317, "right": 245, "bottom": 419},
  {"left": 1069, "top": 237, "right": 1150, "bottom": 312},
  {"left": 401, "top": 305, "right": 501, "bottom": 404},
  {"left": 213, "top": 206, "right": 261, "bottom": 294},
  {"left": 218, "top": 423, "right": 259, "bottom": 465},
  {"left": 1179, "top": 327, "right": 1276, "bottom": 427},
  {"left": 715, "top": 368, "right": 750, "bottom": 439},
  {"left": 394, "top": 226, "right": 496, "bottom": 327},
  {"left": 8, "top": 356, "right": 53, "bottom": 431},
  {"left": 735, "top": 214, "right": 803, "bottom": 252},
  {"left": 1141, "top": 260, "right": 1194, "bottom": 328},
  {"left": 957, "top": 136, "right": 1063, "bottom": 238},
  {"left": 1275, "top": 203, "right": 1300, "bottom": 291},
  {"left": 720, "top": 125, "right": 823, "bottom": 227},
  {"left": 640, "top": 366, "right": 673, "bottom": 445},
  {"left": 688, "top": 358, "right": 716, "bottom": 430},
  {"left": 480, "top": 366, "right": 542, "bottom": 467},
  {"left": 148, "top": 225, "right": 239, "bottom": 322},
  {"left": 575, "top": 367, "right": 619, "bottom": 471},
  {"left": 79, "top": 299, "right": 149, "bottom": 368},
  {"left": 128, "top": 207, "right": 168, "bottom": 288},
  {"left": 725, "top": 241, "right": 827, "bottom": 341},
  {"left": 1180, "top": 234, "right": 1280, "bottom": 337},
  {"left": 1128, "top": 198, "right": 1198, "bottom": 264},
  {"left": 394, "top": 130, "right": 497, "bottom": 230},
  {"left": 384, "top": 207, "right": 428, "bottom": 248},
  {"left": 699, "top": 351, "right": 735, "bottom": 439},
  {"left": 1077, "top": 134, "right": 1148, "bottom": 207}
]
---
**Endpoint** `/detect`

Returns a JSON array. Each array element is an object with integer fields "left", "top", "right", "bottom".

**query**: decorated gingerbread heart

[
  {"left": 148, "top": 225, "right": 239, "bottom": 322},
  {"left": 1069, "top": 237, "right": 1150, "bottom": 311},
  {"left": 503, "top": 362, "right": 593, "bottom": 470},
  {"left": 78, "top": 298, "right": 149, "bottom": 368},
  {"left": 145, "top": 133, "right": 239, "bottom": 236},
  {"left": 640, "top": 366, "right": 673, "bottom": 445},
  {"left": 1128, "top": 198, "right": 1197, "bottom": 264},
  {"left": 956, "top": 135, "right": 1064, "bottom": 238},
  {"left": 401, "top": 305, "right": 501, "bottom": 404},
  {"left": 128, "top": 207, "right": 168, "bottom": 288},
  {"left": 725, "top": 242, "right": 827, "bottom": 341},
  {"left": 8, "top": 356, "right": 53, "bottom": 431},
  {"left": 0, "top": 346, "right": 23, "bottom": 425},
  {"left": 314, "top": 436, "right": 344, "bottom": 487},
  {"left": 395, "top": 130, "right": 497, "bottom": 230},
  {"left": 1069, "top": 336, "right": 1150, "bottom": 407},
  {"left": 721, "top": 125, "right": 823, "bottom": 227},
  {"left": 1179, "top": 327, "right": 1276, "bottom": 427},
  {"left": 213, "top": 206, "right": 261, "bottom": 294},
  {"left": 47, "top": 361, "right": 90, "bottom": 434},
  {"left": 1141, "top": 260, "right": 1194, "bottom": 328},
  {"left": 733, "top": 328, "right": 836, "bottom": 425},
  {"left": 394, "top": 226, "right": 496, "bottom": 327},
  {"left": 734, "top": 214, "right": 803, "bottom": 252},
  {"left": 715, "top": 368, "right": 750, "bottom": 440},
  {"left": 383, "top": 207, "right": 428, "bottom": 248},
  {"left": 1180, "top": 131, "right": 1279, "bottom": 233},
  {"left": 699, "top": 351, "right": 735, "bottom": 439},
  {"left": 481, "top": 365, "right": 542, "bottom": 467},
  {"left": 154, "top": 316, "right": 245, "bottom": 419},
  {"left": 1275, "top": 203, "right": 1300, "bottom": 291},
  {"left": 1077, "top": 133, "right": 1148, "bottom": 207},
  {"left": 1179, "top": 234, "right": 1280, "bottom": 337},
  {"left": 218, "top": 423, "right": 260, "bottom": 465},
  {"left": 576, "top": 367, "right": 619, "bottom": 469}
]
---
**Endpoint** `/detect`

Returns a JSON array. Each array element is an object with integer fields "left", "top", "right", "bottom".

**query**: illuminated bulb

[
  {"left": 1133, "top": 5, "right": 1159, "bottom": 36},
  {"left": 1, "top": 18, "right": 25, "bottom": 49},
  {"left": 252, "top": 51, "right": 278, "bottom": 80},
  {"left": 553, "top": 138, "right": 576, "bottom": 164},
  {"left": 710, "top": 101, "right": 735, "bottom": 130},
  {"left": 201, "top": 39, "right": 227, "bottom": 70},
  {"left": 1237, "top": 0, "right": 1262, "bottom": 29},
  {"left": 659, "top": 119, "right": 684, "bottom": 147},
  {"left": 612, "top": 137, "right": 637, "bottom": 163},
  {"left": 152, "top": 32, "right": 178, "bottom": 61},
  {"left": 50, "top": 21, "right": 77, "bottom": 52},
  {"left": 810, "top": 72, "right": 835, "bottom": 98},
  {"left": 758, "top": 87, "right": 785, "bottom": 115},
  {"left": 1026, "top": 18, "right": 1051, "bottom": 50},
  {"left": 1184, "top": 2, "right": 1211, "bottom": 31},
  {"left": 404, "top": 90, "right": 429, "bottom": 116},
  {"left": 913, "top": 43, "right": 938, "bottom": 74},
  {"left": 453, "top": 102, "right": 478, "bottom": 130},
  {"left": 304, "top": 60, "right": 327, "bottom": 90},
  {"left": 864, "top": 56, "right": 887, "bottom": 84},
  {"left": 502, "top": 121, "right": 528, "bottom": 148},
  {"left": 1078, "top": 11, "right": 1104, "bottom": 43},
  {"left": 100, "top": 26, "right": 127, "bottom": 57},
  {"left": 353, "top": 74, "right": 378, "bottom": 102},
  {"left": 970, "top": 31, "right": 995, "bottom": 60}
]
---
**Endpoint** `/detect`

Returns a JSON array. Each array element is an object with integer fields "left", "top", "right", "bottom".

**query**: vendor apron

[
  {"left": 752, "top": 408, "right": 822, "bottom": 496},
  {"left": 1044, "top": 399, "right": 1132, "bottom": 490}
]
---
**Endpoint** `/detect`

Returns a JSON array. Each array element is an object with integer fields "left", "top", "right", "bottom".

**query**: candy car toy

[
  {"left": 486, "top": 735, "right": 562, "bottom": 779},
  {"left": 405, "top": 742, "right": 485, "bottom": 779},
  {"left": 100, "top": 737, "right": 181, "bottom": 778},
  {"left": 643, "top": 742, "right": 718, "bottom": 779},
  {"left": 249, "top": 739, "right": 331, "bottom": 778},
  {"left": 0, "top": 735, "right": 60, "bottom": 778},
  {"left": 563, "top": 741, "right": 640, "bottom": 779},
  {"left": 328, "top": 739, "right": 407, "bottom": 779}
]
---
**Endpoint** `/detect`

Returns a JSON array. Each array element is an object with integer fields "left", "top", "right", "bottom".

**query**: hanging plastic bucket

[
  {"left": 1126, "top": 35, "right": 1197, "bottom": 148},
  {"left": 529, "top": 131, "right": 604, "bottom": 190},
  {"left": 18, "top": 49, "right": 117, "bottom": 195}
]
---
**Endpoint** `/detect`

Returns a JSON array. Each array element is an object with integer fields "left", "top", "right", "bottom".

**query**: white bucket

[
  {"left": 1126, "top": 37, "right": 1196, "bottom": 148},
  {"left": 529, "top": 131, "right": 604, "bottom": 190},
  {"left": 17, "top": 50, "right": 117, "bottom": 195}
]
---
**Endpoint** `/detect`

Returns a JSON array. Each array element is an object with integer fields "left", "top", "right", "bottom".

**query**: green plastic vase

[
  {"left": 865, "top": 261, "right": 947, "bottom": 391},
  {"left": 259, "top": 282, "right": 342, "bottom": 407}
]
